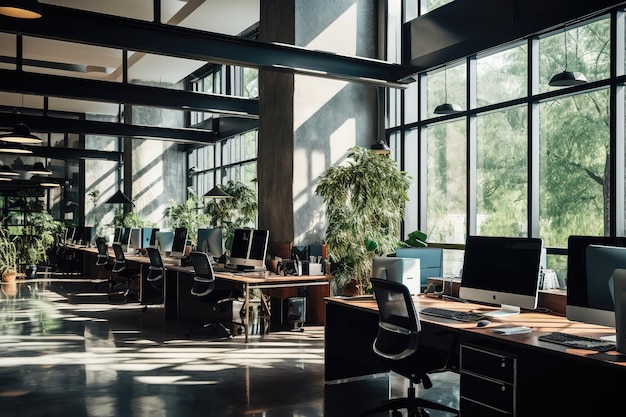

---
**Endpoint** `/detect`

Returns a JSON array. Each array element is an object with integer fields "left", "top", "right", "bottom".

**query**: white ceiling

[{"left": 0, "top": 0, "right": 260, "bottom": 115}]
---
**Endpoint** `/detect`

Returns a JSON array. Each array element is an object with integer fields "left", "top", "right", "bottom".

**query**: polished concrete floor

[{"left": 0, "top": 274, "right": 458, "bottom": 417}]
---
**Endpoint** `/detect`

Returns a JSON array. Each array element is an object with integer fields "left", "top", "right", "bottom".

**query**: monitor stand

[{"left": 483, "top": 304, "right": 521, "bottom": 318}]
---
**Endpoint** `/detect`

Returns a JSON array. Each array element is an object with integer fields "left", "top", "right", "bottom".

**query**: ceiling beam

[
  {"left": 0, "top": 70, "right": 259, "bottom": 116},
  {"left": 0, "top": 113, "right": 220, "bottom": 144},
  {"left": 0, "top": 4, "right": 417, "bottom": 87}
]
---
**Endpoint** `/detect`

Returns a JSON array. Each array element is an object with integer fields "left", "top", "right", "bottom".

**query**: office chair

[
  {"left": 186, "top": 251, "right": 243, "bottom": 338},
  {"left": 361, "top": 278, "right": 459, "bottom": 417},
  {"left": 142, "top": 247, "right": 166, "bottom": 310},
  {"left": 95, "top": 237, "right": 109, "bottom": 267},
  {"left": 109, "top": 243, "right": 140, "bottom": 303}
]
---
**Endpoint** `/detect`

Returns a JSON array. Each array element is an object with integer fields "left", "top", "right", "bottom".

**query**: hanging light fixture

[
  {"left": 0, "top": 0, "right": 42, "bottom": 19},
  {"left": 105, "top": 189, "right": 135, "bottom": 205},
  {"left": 434, "top": 66, "right": 462, "bottom": 115},
  {"left": 31, "top": 175, "right": 60, "bottom": 187},
  {"left": 0, "top": 142, "right": 33, "bottom": 154},
  {"left": 0, "top": 123, "right": 41, "bottom": 144},
  {"left": 27, "top": 161, "right": 52, "bottom": 175},
  {"left": 203, "top": 185, "right": 232, "bottom": 199},
  {"left": 370, "top": 139, "right": 391, "bottom": 155},
  {"left": 549, "top": 27, "right": 588, "bottom": 87},
  {"left": 0, "top": 165, "right": 19, "bottom": 176}
]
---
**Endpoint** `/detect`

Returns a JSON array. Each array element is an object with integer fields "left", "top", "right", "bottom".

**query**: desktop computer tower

[{"left": 270, "top": 295, "right": 306, "bottom": 330}]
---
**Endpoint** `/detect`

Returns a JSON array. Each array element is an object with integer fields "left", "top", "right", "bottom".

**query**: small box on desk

[{"left": 426, "top": 277, "right": 461, "bottom": 298}]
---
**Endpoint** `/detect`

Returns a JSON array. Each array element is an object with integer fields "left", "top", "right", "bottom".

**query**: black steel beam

[
  {"left": 21, "top": 146, "right": 120, "bottom": 162},
  {"left": 0, "top": 70, "right": 259, "bottom": 116},
  {"left": 0, "top": 4, "right": 417, "bottom": 86},
  {"left": 0, "top": 113, "right": 219, "bottom": 144}
]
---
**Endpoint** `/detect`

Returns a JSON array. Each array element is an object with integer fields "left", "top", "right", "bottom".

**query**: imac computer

[
  {"left": 372, "top": 257, "right": 421, "bottom": 295},
  {"left": 197, "top": 228, "right": 224, "bottom": 260},
  {"left": 142, "top": 228, "right": 158, "bottom": 249},
  {"left": 566, "top": 236, "right": 626, "bottom": 331},
  {"left": 459, "top": 235, "right": 544, "bottom": 317},
  {"left": 170, "top": 227, "right": 188, "bottom": 258},
  {"left": 228, "top": 228, "right": 270, "bottom": 271},
  {"left": 80, "top": 226, "right": 96, "bottom": 246},
  {"left": 66, "top": 226, "right": 76, "bottom": 244},
  {"left": 128, "top": 228, "right": 142, "bottom": 252},
  {"left": 118, "top": 228, "right": 131, "bottom": 250},
  {"left": 155, "top": 231, "right": 174, "bottom": 253}
]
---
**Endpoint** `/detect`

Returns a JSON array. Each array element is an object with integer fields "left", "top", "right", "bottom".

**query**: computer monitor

[
  {"left": 459, "top": 235, "right": 544, "bottom": 317},
  {"left": 66, "top": 226, "right": 76, "bottom": 243},
  {"left": 372, "top": 257, "right": 421, "bottom": 295},
  {"left": 80, "top": 226, "right": 96, "bottom": 246},
  {"left": 155, "top": 231, "right": 174, "bottom": 253},
  {"left": 170, "top": 227, "right": 188, "bottom": 258},
  {"left": 197, "top": 228, "right": 224, "bottom": 259},
  {"left": 128, "top": 228, "right": 142, "bottom": 251},
  {"left": 148, "top": 228, "right": 160, "bottom": 248},
  {"left": 118, "top": 227, "right": 131, "bottom": 249},
  {"left": 228, "top": 228, "right": 270, "bottom": 271},
  {"left": 566, "top": 235, "right": 626, "bottom": 331},
  {"left": 142, "top": 228, "right": 158, "bottom": 249}
]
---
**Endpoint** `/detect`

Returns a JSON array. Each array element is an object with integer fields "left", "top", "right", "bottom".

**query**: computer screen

[
  {"left": 118, "top": 228, "right": 131, "bottom": 247},
  {"left": 66, "top": 226, "right": 76, "bottom": 243},
  {"left": 81, "top": 226, "right": 96, "bottom": 246},
  {"left": 170, "top": 227, "right": 188, "bottom": 257},
  {"left": 155, "top": 231, "right": 174, "bottom": 253},
  {"left": 566, "top": 235, "right": 626, "bottom": 330},
  {"left": 197, "top": 228, "right": 224, "bottom": 259},
  {"left": 372, "top": 257, "right": 421, "bottom": 295},
  {"left": 128, "top": 228, "right": 142, "bottom": 251},
  {"left": 228, "top": 228, "right": 270, "bottom": 270},
  {"left": 143, "top": 228, "right": 158, "bottom": 249},
  {"left": 459, "top": 235, "right": 544, "bottom": 317}
]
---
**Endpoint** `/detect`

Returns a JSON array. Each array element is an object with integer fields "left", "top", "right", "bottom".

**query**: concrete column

[{"left": 258, "top": 0, "right": 378, "bottom": 246}]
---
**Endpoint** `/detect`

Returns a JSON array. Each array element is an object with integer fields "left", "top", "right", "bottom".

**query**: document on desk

[{"left": 491, "top": 326, "right": 532, "bottom": 335}]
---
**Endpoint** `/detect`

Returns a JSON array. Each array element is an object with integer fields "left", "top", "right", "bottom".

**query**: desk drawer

[
  {"left": 460, "top": 344, "right": 515, "bottom": 383},
  {"left": 460, "top": 344, "right": 517, "bottom": 416},
  {"left": 460, "top": 372, "right": 514, "bottom": 413}
]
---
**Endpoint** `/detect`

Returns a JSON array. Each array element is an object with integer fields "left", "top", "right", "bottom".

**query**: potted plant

[
  {"left": 203, "top": 180, "right": 258, "bottom": 253},
  {"left": 166, "top": 187, "right": 210, "bottom": 248},
  {"left": 315, "top": 146, "right": 412, "bottom": 295}
]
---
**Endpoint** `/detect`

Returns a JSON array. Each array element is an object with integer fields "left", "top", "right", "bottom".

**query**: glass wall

[{"left": 390, "top": 9, "right": 620, "bottom": 287}]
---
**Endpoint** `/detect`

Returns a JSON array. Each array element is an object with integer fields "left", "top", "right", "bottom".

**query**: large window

[{"left": 391, "top": 10, "right": 620, "bottom": 287}]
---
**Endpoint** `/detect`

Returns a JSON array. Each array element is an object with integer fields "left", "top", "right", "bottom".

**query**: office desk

[
  {"left": 325, "top": 295, "right": 626, "bottom": 416},
  {"left": 170, "top": 264, "right": 332, "bottom": 342}
]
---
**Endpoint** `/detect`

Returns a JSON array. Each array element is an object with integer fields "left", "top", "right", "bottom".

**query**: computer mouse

[{"left": 477, "top": 320, "right": 491, "bottom": 328}]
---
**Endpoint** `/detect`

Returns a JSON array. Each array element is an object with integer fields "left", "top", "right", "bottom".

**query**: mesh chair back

[
  {"left": 95, "top": 237, "right": 109, "bottom": 266},
  {"left": 371, "top": 277, "right": 421, "bottom": 361},
  {"left": 189, "top": 251, "right": 216, "bottom": 297},
  {"left": 111, "top": 244, "right": 127, "bottom": 273},
  {"left": 146, "top": 247, "right": 165, "bottom": 282}
]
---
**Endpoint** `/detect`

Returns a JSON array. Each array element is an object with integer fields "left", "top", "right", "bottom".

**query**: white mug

[{"left": 308, "top": 263, "right": 323, "bottom": 276}]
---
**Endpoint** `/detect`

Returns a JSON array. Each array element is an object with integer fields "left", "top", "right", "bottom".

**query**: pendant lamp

[
  {"left": 0, "top": 165, "right": 19, "bottom": 176},
  {"left": 27, "top": 161, "right": 52, "bottom": 175},
  {"left": 0, "top": 142, "right": 33, "bottom": 154},
  {"left": 203, "top": 185, "right": 232, "bottom": 199},
  {"left": 549, "top": 27, "right": 588, "bottom": 87},
  {"left": 434, "top": 67, "right": 462, "bottom": 115},
  {"left": 0, "top": 123, "right": 41, "bottom": 144},
  {"left": 370, "top": 139, "right": 391, "bottom": 155},
  {"left": 105, "top": 189, "right": 135, "bottom": 205},
  {"left": 0, "top": 0, "right": 42, "bottom": 19},
  {"left": 31, "top": 175, "right": 60, "bottom": 187}
]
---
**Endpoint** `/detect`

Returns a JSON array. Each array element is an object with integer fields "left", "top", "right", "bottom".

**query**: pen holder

[{"left": 308, "top": 263, "right": 323, "bottom": 276}]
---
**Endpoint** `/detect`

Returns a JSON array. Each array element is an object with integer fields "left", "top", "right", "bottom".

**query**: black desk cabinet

[{"left": 460, "top": 344, "right": 517, "bottom": 416}]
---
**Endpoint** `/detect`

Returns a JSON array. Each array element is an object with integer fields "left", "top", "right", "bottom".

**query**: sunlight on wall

[{"left": 303, "top": 3, "right": 358, "bottom": 55}]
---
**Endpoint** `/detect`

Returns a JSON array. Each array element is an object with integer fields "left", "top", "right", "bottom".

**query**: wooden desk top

[{"left": 326, "top": 294, "right": 626, "bottom": 367}]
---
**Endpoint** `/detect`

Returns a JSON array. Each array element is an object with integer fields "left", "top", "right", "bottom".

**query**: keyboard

[
  {"left": 420, "top": 307, "right": 487, "bottom": 323},
  {"left": 538, "top": 332, "right": 616, "bottom": 352}
]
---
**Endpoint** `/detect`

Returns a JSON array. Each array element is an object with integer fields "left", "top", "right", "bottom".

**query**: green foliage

[
  {"left": 315, "top": 146, "right": 411, "bottom": 295},
  {"left": 203, "top": 180, "right": 258, "bottom": 251},
  {"left": 401, "top": 230, "right": 428, "bottom": 248},
  {"left": 112, "top": 208, "right": 151, "bottom": 229},
  {"left": 166, "top": 187, "right": 210, "bottom": 248},
  {"left": 0, "top": 229, "right": 18, "bottom": 274}
]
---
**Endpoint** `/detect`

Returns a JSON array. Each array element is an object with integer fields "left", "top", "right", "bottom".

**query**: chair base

[
  {"left": 185, "top": 321, "right": 243, "bottom": 339},
  {"left": 360, "top": 385, "right": 458, "bottom": 417}
]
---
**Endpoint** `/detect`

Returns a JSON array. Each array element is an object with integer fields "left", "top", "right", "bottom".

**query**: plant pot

[{"left": 2, "top": 270, "right": 17, "bottom": 283}]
